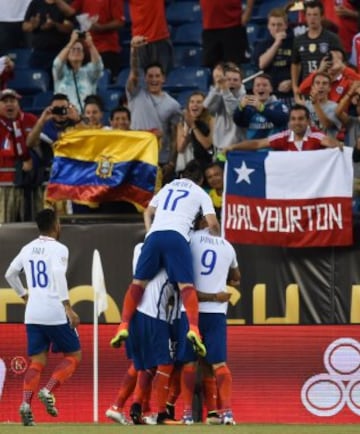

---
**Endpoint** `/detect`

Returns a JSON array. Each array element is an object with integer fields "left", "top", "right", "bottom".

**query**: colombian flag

[{"left": 46, "top": 128, "right": 158, "bottom": 210}]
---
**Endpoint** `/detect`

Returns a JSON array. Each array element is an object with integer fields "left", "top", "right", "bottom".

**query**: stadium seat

[
  {"left": 109, "top": 68, "right": 130, "bottom": 90},
  {"left": 32, "top": 91, "right": 54, "bottom": 111},
  {"left": 3, "top": 48, "right": 32, "bottom": 69},
  {"left": 7, "top": 69, "right": 50, "bottom": 95},
  {"left": 164, "top": 66, "right": 210, "bottom": 93},
  {"left": 251, "top": 0, "right": 289, "bottom": 24},
  {"left": 175, "top": 89, "right": 196, "bottom": 108},
  {"left": 173, "top": 45, "right": 203, "bottom": 68},
  {"left": 99, "top": 89, "right": 124, "bottom": 111},
  {"left": 166, "top": 2, "right": 202, "bottom": 26},
  {"left": 246, "top": 22, "right": 268, "bottom": 53},
  {"left": 97, "top": 69, "right": 112, "bottom": 92},
  {"left": 173, "top": 22, "right": 202, "bottom": 46}
]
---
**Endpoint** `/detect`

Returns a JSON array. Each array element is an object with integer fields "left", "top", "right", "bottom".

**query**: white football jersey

[
  {"left": 133, "top": 244, "right": 181, "bottom": 322},
  {"left": 148, "top": 179, "right": 216, "bottom": 241},
  {"left": 190, "top": 229, "right": 238, "bottom": 314},
  {"left": 5, "top": 236, "right": 69, "bottom": 325}
]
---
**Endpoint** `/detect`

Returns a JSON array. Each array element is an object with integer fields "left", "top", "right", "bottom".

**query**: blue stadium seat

[
  {"left": 173, "top": 22, "right": 202, "bottom": 46},
  {"left": 99, "top": 89, "right": 124, "bottom": 111},
  {"left": 109, "top": 68, "right": 130, "bottom": 90},
  {"left": 166, "top": 2, "right": 202, "bottom": 26},
  {"left": 32, "top": 91, "right": 54, "bottom": 111},
  {"left": 246, "top": 22, "right": 268, "bottom": 53},
  {"left": 164, "top": 66, "right": 210, "bottom": 93},
  {"left": 97, "top": 69, "right": 112, "bottom": 92},
  {"left": 173, "top": 45, "right": 203, "bottom": 68},
  {"left": 251, "top": 0, "right": 288, "bottom": 24},
  {"left": 7, "top": 69, "right": 50, "bottom": 95},
  {"left": 174, "top": 89, "right": 196, "bottom": 108},
  {"left": 4, "top": 48, "right": 32, "bottom": 69}
]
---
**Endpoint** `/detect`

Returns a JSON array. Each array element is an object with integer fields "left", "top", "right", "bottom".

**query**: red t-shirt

[
  {"left": 268, "top": 128, "right": 325, "bottom": 151},
  {"left": 0, "top": 111, "right": 37, "bottom": 183},
  {"left": 71, "top": 0, "right": 125, "bottom": 53},
  {"left": 129, "top": 0, "right": 169, "bottom": 42},
  {"left": 200, "top": 0, "right": 242, "bottom": 30}
]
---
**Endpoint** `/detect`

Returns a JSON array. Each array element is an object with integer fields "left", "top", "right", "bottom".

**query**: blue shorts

[
  {"left": 134, "top": 231, "right": 194, "bottom": 283},
  {"left": 175, "top": 312, "right": 227, "bottom": 365},
  {"left": 128, "top": 311, "right": 174, "bottom": 370},
  {"left": 26, "top": 323, "right": 81, "bottom": 357}
]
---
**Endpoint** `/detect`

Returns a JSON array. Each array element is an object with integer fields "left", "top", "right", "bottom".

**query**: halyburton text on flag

[
  {"left": 223, "top": 148, "right": 353, "bottom": 247},
  {"left": 46, "top": 128, "right": 159, "bottom": 210}
]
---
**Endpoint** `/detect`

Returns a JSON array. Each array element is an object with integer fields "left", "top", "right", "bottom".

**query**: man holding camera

[
  {"left": 291, "top": 0, "right": 344, "bottom": 103},
  {"left": 26, "top": 93, "right": 81, "bottom": 212}
]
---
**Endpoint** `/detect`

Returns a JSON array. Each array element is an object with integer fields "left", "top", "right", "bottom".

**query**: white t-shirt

[
  {"left": 5, "top": 236, "right": 69, "bottom": 325},
  {"left": 0, "top": 0, "right": 32, "bottom": 21},
  {"left": 190, "top": 228, "right": 238, "bottom": 315},
  {"left": 148, "top": 178, "right": 216, "bottom": 241}
]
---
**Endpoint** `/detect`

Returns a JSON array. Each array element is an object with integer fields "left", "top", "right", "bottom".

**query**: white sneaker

[
  {"left": 142, "top": 413, "right": 157, "bottom": 425},
  {"left": 19, "top": 402, "right": 35, "bottom": 426},
  {"left": 222, "top": 410, "right": 236, "bottom": 425},
  {"left": 38, "top": 388, "right": 58, "bottom": 417},
  {"left": 105, "top": 406, "right": 130, "bottom": 425}
]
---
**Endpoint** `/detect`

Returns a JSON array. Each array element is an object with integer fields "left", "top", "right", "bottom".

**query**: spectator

[
  {"left": 303, "top": 72, "right": 341, "bottom": 137},
  {"left": 52, "top": 30, "right": 104, "bottom": 113},
  {"left": 253, "top": 8, "right": 294, "bottom": 106},
  {"left": 82, "top": 94, "right": 104, "bottom": 127},
  {"left": 26, "top": 93, "right": 81, "bottom": 213},
  {"left": 0, "top": 89, "right": 37, "bottom": 223},
  {"left": 199, "top": 0, "right": 255, "bottom": 69},
  {"left": 0, "top": 0, "right": 32, "bottom": 49},
  {"left": 109, "top": 106, "right": 131, "bottom": 130},
  {"left": 291, "top": 0, "right": 344, "bottom": 102},
  {"left": 127, "top": 0, "right": 173, "bottom": 74},
  {"left": 126, "top": 36, "right": 181, "bottom": 168},
  {"left": 226, "top": 104, "right": 342, "bottom": 152},
  {"left": 54, "top": 0, "right": 125, "bottom": 81},
  {"left": 176, "top": 91, "right": 215, "bottom": 172},
  {"left": 233, "top": 73, "right": 289, "bottom": 140},
  {"left": 203, "top": 62, "right": 246, "bottom": 159},
  {"left": 22, "top": 0, "right": 74, "bottom": 73},
  {"left": 204, "top": 162, "right": 224, "bottom": 221},
  {"left": 0, "top": 56, "right": 15, "bottom": 89},
  {"left": 299, "top": 48, "right": 360, "bottom": 103}
]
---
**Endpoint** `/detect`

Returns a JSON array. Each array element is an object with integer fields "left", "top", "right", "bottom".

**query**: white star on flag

[{"left": 234, "top": 161, "right": 255, "bottom": 184}]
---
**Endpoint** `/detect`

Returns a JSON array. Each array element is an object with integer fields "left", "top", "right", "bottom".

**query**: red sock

[
  {"left": 133, "top": 369, "right": 154, "bottom": 406},
  {"left": 23, "top": 362, "right": 44, "bottom": 404},
  {"left": 180, "top": 285, "right": 199, "bottom": 329},
  {"left": 167, "top": 365, "right": 181, "bottom": 406},
  {"left": 153, "top": 364, "right": 173, "bottom": 414},
  {"left": 214, "top": 365, "right": 232, "bottom": 411},
  {"left": 181, "top": 364, "right": 197, "bottom": 413},
  {"left": 46, "top": 356, "right": 79, "bottom": 393},
  {"left": 121, "top": 283, "right": 145, "bottom": 324},
  {"left": 114, "top": 362, "right": 137, "bottom": 410},
  {"left": 202, "top": 375, "right": 218, "bottom": 413}
]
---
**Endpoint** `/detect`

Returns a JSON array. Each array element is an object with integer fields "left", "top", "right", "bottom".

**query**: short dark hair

[
  {"left": 290, "top": 104, "right": 311, "bottom": 119},
  {"left": 84, "top": 94, "right": 104, "bottom": 112},
  {"left": 304, "top": 0, "right": 324, "bottom": 15},
  {"left": 254, "top": 73, "right": 273, "bottom": 87},
  {"left": 110, "top": 105, "right": 131, "bottom": 122},
  {"left": 204, "top": 162, "right": 223, "bottom": 174},
  {"left": 144, "top": 62, "right": 165, "bottom": 76},
  {"left": 35, "top": 208, "right": 58, "bottom": 233},
  {"left": 51, "top": 93, "right": 69, "bottom": 103},
  {"left": 181, "top": 160, "right": 204, "bottom": 184}
]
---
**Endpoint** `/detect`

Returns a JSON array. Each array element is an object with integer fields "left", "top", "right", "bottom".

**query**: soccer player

[
  {"left": 4, "top": 208, "right": 81, "bottom": 426},
  {"left": 176, "top": 214, "right": 240, "bottom": 425},
  {"left": 110, "top": 160, "right": 220, "bottom": 357}
]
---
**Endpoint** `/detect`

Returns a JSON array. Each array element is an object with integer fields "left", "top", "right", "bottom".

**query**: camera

[
  {"left": 324, "top": 52, "right": 333, "bottom": 63},
  {"left": 77, "top": 30, "right": 86, "bottom": 39},
  {"left": 51, "top": 106, "right": 68, "bottom": 116}
]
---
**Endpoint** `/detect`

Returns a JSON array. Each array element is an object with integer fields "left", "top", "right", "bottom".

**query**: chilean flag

[{"left": 223, "top": 149, "right": 353, "bottom": 247}]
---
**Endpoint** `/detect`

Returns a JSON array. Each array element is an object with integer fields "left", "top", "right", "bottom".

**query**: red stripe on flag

[{"left": 224, "top": 195, "right": 353, "bottom": 247}]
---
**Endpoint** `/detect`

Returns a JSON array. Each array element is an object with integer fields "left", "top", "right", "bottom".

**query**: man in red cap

[{"left": 0, "top": 89, "right": 37, "bottom": 223}]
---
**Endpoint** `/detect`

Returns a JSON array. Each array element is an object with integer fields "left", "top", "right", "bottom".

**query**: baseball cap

[{"left": 0, "top": 89, "right": 21, "bottom": 100}]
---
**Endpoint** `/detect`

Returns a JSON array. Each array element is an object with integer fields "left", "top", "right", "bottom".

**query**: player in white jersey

[
  {"left": 5, "top": 209, "right": 81, "bottom": 426},
  {"left": 111, "top": 161, "right": 220, "bottom": 358},
  {"left": 176, "top": 215, "right": 240, "bottom": 425}
]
